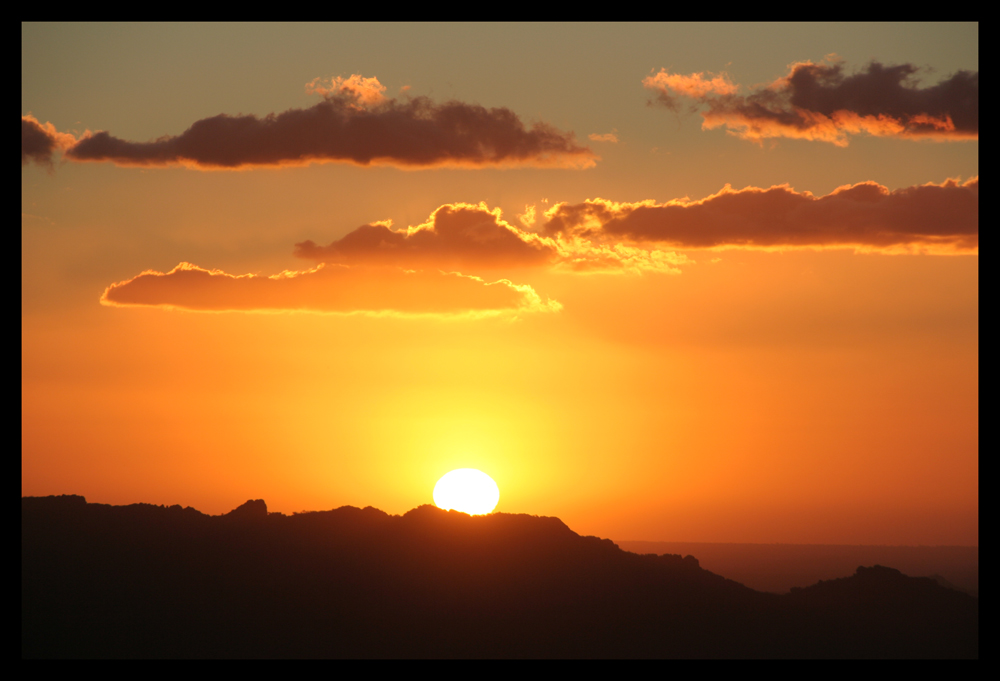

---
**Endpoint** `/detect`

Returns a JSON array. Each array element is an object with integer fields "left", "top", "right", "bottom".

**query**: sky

[{"left": 22, "top": 23, "right": 978, "bottom": 545}]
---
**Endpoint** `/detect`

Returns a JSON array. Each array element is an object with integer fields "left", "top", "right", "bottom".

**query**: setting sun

[{"left": 433, "top": 469, "right": 500, "bottom": 515}]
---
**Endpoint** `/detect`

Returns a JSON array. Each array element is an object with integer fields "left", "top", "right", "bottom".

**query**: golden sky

[{"left": 22, "top": 23, "right": 978, "bottom": 544}]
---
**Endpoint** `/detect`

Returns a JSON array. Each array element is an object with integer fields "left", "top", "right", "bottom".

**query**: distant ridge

[
  {"left": 616, "top": 541, "right": 979, "bottom": 596},
  {"left": 22, "top": 496, "right": 978, "bottom": 658}
]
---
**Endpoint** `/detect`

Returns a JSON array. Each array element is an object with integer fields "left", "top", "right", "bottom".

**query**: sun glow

[{"left": 432, "top": 469, "right": 500, "bottom": 515}]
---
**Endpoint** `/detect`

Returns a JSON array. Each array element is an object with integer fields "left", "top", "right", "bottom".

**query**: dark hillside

[
  {"left": 616, "top": 541, "right": 979, "bottom": 596},
  {"left": 22, "top": 496, "right": 978, "bottom": 658}
]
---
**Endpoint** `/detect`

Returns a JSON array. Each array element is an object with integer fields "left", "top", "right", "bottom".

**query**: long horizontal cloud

[
  {"left": 63, "top": 75, "right": 594, "bottom": 170},
  {"left": 101, "top": 177, "right": 974, "bottom": 319},
  {"left": 644, "top": 60, "right": 978, "bottom": 145},
  {"left": 22, "top": 115, "right": 76, "bottom": 167},
  {"left": 101, "top": 262, "right": 560, "bottom": 317},
  {"left": 543, "top": 178, "right": 978, "bottom": 253},
  {"left": 295, "top": 202, "right": 689, "bottom": 275}
]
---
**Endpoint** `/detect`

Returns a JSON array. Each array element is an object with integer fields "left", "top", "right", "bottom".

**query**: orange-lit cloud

[
  {"left": 543, "top": 178, "right": 979, "bottom": 253},
  {"left": 295, "top": 203, "right": 558, "bottom": 270},
  {"left": 101, "top": 262, "right": 560, "bottom": 317},
  {"left": 644, "top": 60, "right": 978, "bottom": 145},
  {"left": 295, "top": 202, "right": 689, "bottom": 275},
  {"left": 552, "top": 242, "right": 691, "bottom": 275},
  {"left": 642, "top": 71, "right": 738, "bottom": 109},
  {"left": 101, "top": 176, "right": 974, "bottom": 320},
  {"left": 64, "top": 75, "right": 595, "bottom": 170},
  {"left": 588, "top": 132, "right": 619, "bottom": 143},
  {"left": 518, "top": 204, "right": 538, "bottom": 229},
  {"left": 21, "top": 115, "right": 76, "bottom": 167},
  {"left": 304, "top": 74, "right": 388, "bottom": 107}
]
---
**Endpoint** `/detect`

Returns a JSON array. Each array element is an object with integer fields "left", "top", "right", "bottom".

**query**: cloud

[
  {"left": 588, "top": 132, "right": 619, "bottom": 143},
  {"left": 643, "top": 71, "right": 738, "bottom": 110},
  {"left": 518, "top": 204, "right": 538, "bottom": 229},
  {"left": 304, "top": 74, "right": 387, "bottom": 107},
  {"left": 295, "top": 201, "right": 687, "bottom": 274},
  {"left": 22, "top": 115, "right": 76, "bottom": 167},
  {"left": 64, "top": 75, "right": 595, "bottom": 170},
  {"left": 552, "top": 243, "right": 691, "bottom": 275},
  {"left": 643, "top": 59, "right": 978, "bottom": 145},
  {"left": 295, "top": 202, "right": 558, "bottom": 270},
  {"left": 543, "top": 178, "right": 979, "bottom": 253},
  {"left": 101, "top": 176, "right": 972, "bottom": 320},
  {"left": 101, "top": 262, "right": 560, "bottom": 317}
]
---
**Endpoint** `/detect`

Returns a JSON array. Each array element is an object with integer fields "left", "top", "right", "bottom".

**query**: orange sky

[{"left": 22, "top": 23, "right": 978, "bottom": 545}]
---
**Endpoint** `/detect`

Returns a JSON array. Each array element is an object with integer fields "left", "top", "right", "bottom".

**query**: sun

[{"left": 433, "top": 469, "right": 500, "bottom": 515}]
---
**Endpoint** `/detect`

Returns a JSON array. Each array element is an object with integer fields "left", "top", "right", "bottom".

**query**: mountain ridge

[
  {"left": 615, "top": 540, "right": 979, "bottom": 596},
  {"left": 22, "top": 495, "right": 977, "bottom": 658}
]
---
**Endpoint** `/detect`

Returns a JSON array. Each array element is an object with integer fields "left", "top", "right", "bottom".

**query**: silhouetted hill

[
  {"left": 616, "top": 541, "right": 979, "bottom": 596},
  {"left": 22, "top": 496, "right": 977, "bottom": 658}
]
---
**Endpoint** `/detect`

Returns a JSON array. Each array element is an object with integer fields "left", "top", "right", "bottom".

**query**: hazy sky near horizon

[{"left": 22, "top": 23, "right": 978, "bottom": 544}]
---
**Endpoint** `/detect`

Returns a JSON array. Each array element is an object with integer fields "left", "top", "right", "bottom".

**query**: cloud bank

[
  {"left": 644, "top": 60, "right": 978, "bottom": 145},
  {"left": 100, "top": 177, "right": 975, "bottom": 318},
  {"left": 63, "top": 75, "right": 594, "bottom": 170},
  {"left": 543, "top": 178, "right": 979, "bottom": 253},
  {"left": 22, "top": 115, "right": 76, "bottom": 167},
  {"left": 101, "top": 263, "right": 559, "bottom": 317},
  {"left": 295, "top": 202, "right": 689, "bottom": 275}
]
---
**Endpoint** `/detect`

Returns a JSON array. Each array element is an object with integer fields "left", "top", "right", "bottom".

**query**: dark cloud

[
  {"left": 22, "top": 115, "right": 75, "bottom": 167},
  {"left": 295, "top": 203, "right": 558, "bottom": 270},
  {"left": 543, "top": 178, "right": 979, "bottom": 253},
  {"left": 644, "top": 60, "right": 978, "bottom": 145},
  {"left": 99, "top": 176, "right": 975, "bottom": 322},
  {"left": 65, "top": 76, "right": 595, "bottom": 170},
  {"left": 294, "top": 202, "right": 689, "bottom": 274}
]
